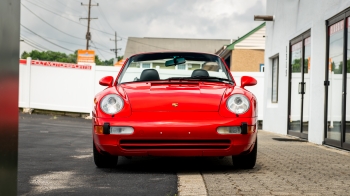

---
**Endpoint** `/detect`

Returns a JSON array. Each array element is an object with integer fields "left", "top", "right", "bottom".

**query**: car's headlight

[
  {"left": 100, "top": 94, "right": 124, "bottom": 115},
  {"left": 226, "top": 94, "right": 250, "bottom": 114}
]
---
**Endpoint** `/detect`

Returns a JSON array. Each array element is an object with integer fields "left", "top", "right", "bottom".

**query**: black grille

[{"left": 119, "top": 140, "right": 231, "bottom": 150}]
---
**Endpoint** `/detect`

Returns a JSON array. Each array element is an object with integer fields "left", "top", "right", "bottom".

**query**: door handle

[{"left": 298, "top": 82, "right": 306, "bottom": 94}]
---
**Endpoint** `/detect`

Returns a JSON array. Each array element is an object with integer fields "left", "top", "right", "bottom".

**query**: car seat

[
  {"left": 191, "top": 69, "right": 209, "bottom": 77},
  {"left": 139, "top": 69, "right": 160, "bottom": 81}
]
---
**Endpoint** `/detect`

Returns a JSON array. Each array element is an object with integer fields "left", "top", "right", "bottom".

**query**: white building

[{"left": 263, "top": 0, "right": 350, "bottom": 151}]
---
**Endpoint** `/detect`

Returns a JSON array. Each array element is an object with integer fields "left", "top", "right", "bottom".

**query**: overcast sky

[{"left": 20, "top": 0, "right": 266, "bottom": 61}]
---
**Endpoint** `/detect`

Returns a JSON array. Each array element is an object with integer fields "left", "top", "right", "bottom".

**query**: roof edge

[{"left": 226, "top": 22, "right": 266, "bottom": 50}]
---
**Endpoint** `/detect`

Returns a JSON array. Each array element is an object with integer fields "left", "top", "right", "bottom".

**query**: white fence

[{"left": 19, "top": 58, "right": 264, "bottom": 119}]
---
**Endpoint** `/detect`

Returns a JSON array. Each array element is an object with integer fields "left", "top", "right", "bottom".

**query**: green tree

[
  {"left": 96, "top": 56, "right": 124, "bottom": 66},
  {"left": 21, "top": 50, "right": 76, "bottom": 63},
  {"left": 332, "top": 61, "right": 343, "bottom": 74},
  {"left": 95, "top": 55, "right": 102, "bottom": 65},
  {"left": 21, "top": 50, "right": 118, "bottom": 66},
  {"left": 292, "top": 59, "right": 301, "bottom": 73}
]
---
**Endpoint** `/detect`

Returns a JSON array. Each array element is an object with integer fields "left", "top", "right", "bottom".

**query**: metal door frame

[
  {"left": 288, "top": 30, "right": 311, "bottom": 139},
  {"left": 324, "top": 10, "right": 350, "bottom": 150}
]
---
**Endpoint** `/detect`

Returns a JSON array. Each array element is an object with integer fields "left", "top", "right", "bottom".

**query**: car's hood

[{"left": 121, "top": 82, "right": 227, "bottom": 112}]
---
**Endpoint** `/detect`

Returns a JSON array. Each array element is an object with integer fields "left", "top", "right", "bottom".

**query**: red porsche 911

[{"left": 92, "top": 52, "right": 258, "bottom": 169}]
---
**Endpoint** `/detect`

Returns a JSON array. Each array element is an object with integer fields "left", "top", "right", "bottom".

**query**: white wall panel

[
  {"left": 19, "top": 59, "right": 265, "bottom": 120},
  {"left": 29, "top": 64, "right": 93, "bottom": 113},
  {"left": 264, "top": 0, "right": 350, "bottom": 144}
]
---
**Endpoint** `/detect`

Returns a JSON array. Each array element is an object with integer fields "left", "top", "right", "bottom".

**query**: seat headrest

[
  {"left": 139, "top": 69, "right": 160, "bottom": 81},
  {"left": 191, "top": 69, "right": 209, "bottom": 77}
]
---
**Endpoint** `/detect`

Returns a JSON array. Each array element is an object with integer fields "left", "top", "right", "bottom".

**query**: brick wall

[{"left": 230, "top": 49, "right": 264, "bottom": 72}]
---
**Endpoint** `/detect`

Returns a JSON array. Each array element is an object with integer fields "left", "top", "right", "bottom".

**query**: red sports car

[{"left": 92, "top": 52, "right": 258, "bottom": 169}]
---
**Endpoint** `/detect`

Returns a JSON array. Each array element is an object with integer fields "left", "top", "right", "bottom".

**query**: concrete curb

[{"left": 178, "top": 172, "right": 207, "bottom": 196}]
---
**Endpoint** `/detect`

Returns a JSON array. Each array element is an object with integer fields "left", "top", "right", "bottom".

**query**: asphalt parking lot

[
  {"left": 18, "top": 113, "right": 178, "bottom": 196},
  {"left": 18, "top": 113, "right": 350, "bottom": 196}
]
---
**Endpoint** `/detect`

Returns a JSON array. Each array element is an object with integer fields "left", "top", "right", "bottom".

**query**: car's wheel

[
  {"left": 93, "top": 142, "right": 118, "bottom": 168},
  {"left": 232, "top": 138, "right": 257, "bottom": 169}
]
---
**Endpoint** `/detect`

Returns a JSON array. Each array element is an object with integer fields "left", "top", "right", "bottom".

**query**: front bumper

[{"left": 93, "top": 112, "right": 257, "bottom": 157}]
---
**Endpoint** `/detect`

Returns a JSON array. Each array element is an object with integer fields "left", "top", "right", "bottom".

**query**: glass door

[
  {"left": 303, "top": 37, "right": 311, "bottom": 135},
  {"left": 325, "top": 13, "right": 350, "bottom": 150},
  {"left": 288, "top": 31, "right": 310, "bottom": 139},
  {"left": 344, "top": 16, "right": 350, "bottom": 149},
  {"left": 325, "top": 19, "right": 344, "bottom": 147}
]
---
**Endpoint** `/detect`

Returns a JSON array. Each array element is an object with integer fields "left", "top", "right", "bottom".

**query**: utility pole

[
  {"left": 110, "top": 31, "right": 122, "bottom": 61},
  {"left": 80, "top": 0, "right": 98, "bottom": 50}
]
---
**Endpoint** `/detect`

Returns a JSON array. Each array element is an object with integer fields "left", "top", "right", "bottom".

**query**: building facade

[
  {"left": 263, "top": 0, "right": 350, "bottom": 150},
  {"left": 124, "top": 37, "right": 231, "bottom": 58},
  {"left": 217, "top": 23, "right": 265, "bottom": 72}
]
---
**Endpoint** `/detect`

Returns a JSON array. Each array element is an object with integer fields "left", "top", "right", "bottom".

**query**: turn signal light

[
  {"left": 217, "top": 126, "right": 241, "bottom": 134},
  {"left": 247, "top": 125, "right": 256, "bottom": 133},
  {"left": 94, "top": 125, "right": 103, "bottom": 134},
  {"left": 217, "top": 125, "right": 256, "bottom": 134}
]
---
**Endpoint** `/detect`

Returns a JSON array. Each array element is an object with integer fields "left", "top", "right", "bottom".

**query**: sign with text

[
  {"left": 20, "top": 59, "right": 92, "bottom": 70},
  {"left": 77, "top": 50, "right": 95, "bottom": 63}
]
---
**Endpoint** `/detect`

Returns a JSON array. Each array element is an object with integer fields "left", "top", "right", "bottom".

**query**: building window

[
  {"left": 177, "top": 63, "right": 186, "bottom": 70},
  {"left": 271, "top": 57, "right": 279, "bottom": 103},
  {"left": 260, "top": 64, "right": 265, "bottom": 72},
  {"left": 141, "top": 63, "right": 151, "bottom": 69}
]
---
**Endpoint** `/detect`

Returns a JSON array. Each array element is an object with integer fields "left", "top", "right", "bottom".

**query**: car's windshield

[{"left": 118, "top": 52, "right": 232, "bottom": 84}]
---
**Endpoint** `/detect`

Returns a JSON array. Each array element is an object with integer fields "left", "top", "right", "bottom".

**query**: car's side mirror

[
  {"left": 241, "top": 76, "right": 257, "bottom": 88},
  {"left": 99, "top": 76, "right": 114, "bottom": 87}
]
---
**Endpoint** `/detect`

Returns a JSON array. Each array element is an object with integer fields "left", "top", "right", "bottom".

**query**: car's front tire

[
  {"left": 93, "top": 142, "right": 118, "bottom": 168},
  {"left": 232, "top": 138, "right": 257, "bottom": 169}
]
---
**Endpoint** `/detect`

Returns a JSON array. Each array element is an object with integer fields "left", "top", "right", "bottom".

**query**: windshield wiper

[{"left": 167, "top": 76, "right": 234, "bottom": 84}]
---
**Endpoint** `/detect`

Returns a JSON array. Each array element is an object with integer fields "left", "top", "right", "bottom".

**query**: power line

[
  {"left": 21, "top": 36, "right": 48, "bottom": 51},
  {"left": 21, "top": 40, "right": 47, "bottom": 51},
  {"left": 92, "top": 14, "right": 107, "bottom": 33},
  {"left": 80, "top": 9, "right": 116, "bottom": 56},
  {"left": 22, "top": 41, "right": 44, "bottom": 52},
  {"left": 21, "top": 24, "right": 75, "bottom": 52},
  {"left": 84, "top": 5, "right": 108, "bottom": 34},
  {"left": 20, "top": 34, "right": 51, "bottom": 51},
  {"left": 22, "top": 27, "right": 113, "bottom": 53},
  {"left": 97, "top": 6, "right": 115, "bottom": 32},
  {"left": 29, "top": 0, "right": 81, "bottom": 17},
  {"left": 110, "top": 31, "right": 122, "bottom": 59},
  {"left": 91, "top": 41, "right": 107, "bottom": 61},
  {"left": 24, "top": 0, "right": 115, "bottom": 36},
  {"left": 24, "top": 0, "right": 172, "bottom": 53},
  {"left": 21, "top": 27, "right": 85, "bottom": 48},
  {"left": 54, "top": 0, "right": 83, "bottom": 13},
  {"left": 80, "top": 0, "right": 99, "bottom": 49},
  {"left": 90, "top": 46, "right": 114, "bottom": 54},
  {"left": 80, "top": 6, "right": 110, "bottom": 44},
  {"left": 33, "top": 0, "right": 75, "bottom": 16},
  {"left": 90, "top": 40, "right": 112, "bottom": 50},
  {"left": 21, "top": 3, "right": 85, "bottom": 40}
]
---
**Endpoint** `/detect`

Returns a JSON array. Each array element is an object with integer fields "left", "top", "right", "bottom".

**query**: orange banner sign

[{"left": 77, "top": 50, "right": 95, "bottom": 63}]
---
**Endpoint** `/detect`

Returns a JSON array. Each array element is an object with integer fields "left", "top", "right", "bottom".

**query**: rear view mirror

[
  {"left": 241, "top": 76, "right": 257, "bottom": 88},
  {"left": 99, "top": 76, "right": 114, "bottom": 87},
  {"left": 165, "top": 57, "right": 186, "bottom": 67}
]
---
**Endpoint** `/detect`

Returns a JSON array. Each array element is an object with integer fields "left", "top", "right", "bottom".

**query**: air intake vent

[{"left": 119, "top": 140, "right": 231, "bottom": 150}]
